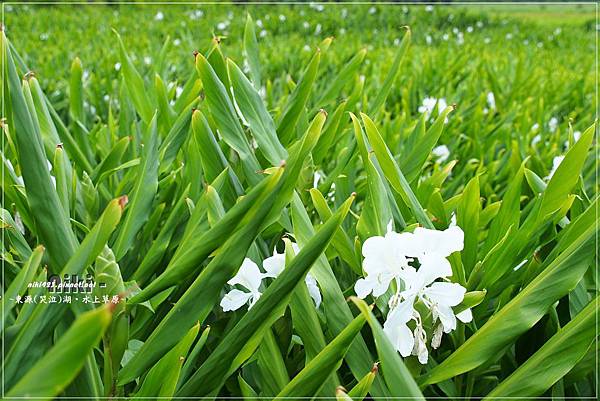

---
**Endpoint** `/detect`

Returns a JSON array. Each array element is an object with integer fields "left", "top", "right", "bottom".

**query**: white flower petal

[
  {"left": 417, "top": 255, "right": 453, "bottom": 284},
  {"left": 424, "top": 282, "right": 466, "bottom": 308},
  {"left": 228, "top": 258, "right": 263, "bottom": 292},
  {"left": 221, "top": 289, "right": 253, "bottom": 312},
  {"left": 436, "top": 304, "right": 457, "bottom": 333},
  {"left": 456, "top": 308, "right": 473, "bottom": 323},
  {"left": 354, "top": 278, "right": 373, "bottom": 299},
  {"left": 263, "top": 252, "right": 285, "bottom": 278},
  {"left": 383, "top": 318, "right": 414, "bottom": 357},
  {"left": 305, "top": 273, "right": 322, "bottom": 308}
]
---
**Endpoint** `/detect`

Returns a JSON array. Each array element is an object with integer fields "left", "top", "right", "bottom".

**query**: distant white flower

[
  {"left": 369, "top": 6, "right": 377, "bottom": 14},
  {"left": 315, "top": 23, "right": 322, "bottom": 35},
  {"left": 548, "top": 117, "right": 558, "bottom": 133},
  {"left": 432, "top": 145, "right": 450, "bottom": 163},
  {"left": 486, "top": 92, "right": 496, "bottom": 110},
  {"left": 143, "top": 56, "right": 152, "bottom": 65},
  {"left": 279, "top": 14, "right": 286, "bottom": 22},
  {"left": 339, "top": 28, "right": 346, "bottom": 35},
  {"left": 40, "top": 33, "right": 49, "bottom": 41},
  {"left": 341, "top": 8, "right": 348, "bottom": 18},
  {"left": 442, "top": 33, "right": 449, "bottom": 41},
  {"left": 173, "top": 38, "right": 181, "bottom": 46},
  {"left": 303, "top": 44, "right": 311, "bottom": 52},
  {"left": 425, "top": 5, "right": 434, "bottom": 12},
  {"left": 313, "top": 170, "right": 322, "bottom": 188},
  {"left": 154, "top": 11, "right": 164, "bottom": 21},
  {"left": 220, "top": 258, "right": 263, "bottom": 311},
  {"left": 531, "top": 123, "right": 540, "bottom": 131},
  {"left": 418, "top": 97, "right": 448, "bottom": 122},
  {"left": 303, "top": 21, "right": 310, "bottom": 29},
  {"left": 217, "top": 22, "right": 228, "bottom": 31},
  {"left": 175, "top": 86, "right": 183, "bottom": 98},
  {"left": 546, "top": 155, "right": 564, "bottom": 180},
  {"left": 484, "top": 37, "right": 491, "bottom": 44},
  {"left": 476, "top": 21, "right": 484, "bottom": 28},
  {"left": 256, "top": 19, "right": 263, "bottom": 28},
  {"left": 467, "top": 26, "right": 474, "bottom": 33},
  {"left": 531, "top": 134, "right": 542, "bottom": 146},
  {"left": 573, "top": 130, "right": 582, "bottom": 142},
  {"left": 189, "top": 9, "right": 203, "bottom": 20},
  {"left": 259, "top": 30, "right": 268, "bottom": 38},
  {"left": 425, "top": 35, "right": 432, "bottom": 45},
  {"left": 505, "top": 33, "right": 513, "bottom": 40},
  {"left": 114, "top": 62, "right": 121, "bottom": 71}
]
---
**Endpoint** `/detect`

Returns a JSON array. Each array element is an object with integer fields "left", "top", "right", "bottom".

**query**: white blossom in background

[
  {"left": 259, "top": 30, "right": 268, "bottom": 38},
  {"left": 143, "top": 56, "right": 152, "bottom": 65},
  {"left": 154, "top": 11, "right": 164, "bottom": 21},
  {"left": 432, "top": 145, "right": 450, "bottom": 163},
  {"left": 425, "top": 35, "right": 432, "bottom": 45},
  {"left": 418, "top": 97, "right": 448, "bottom": 122},
  {"left": 486, "top": 92, "right": 496, "bottom": 110},
  {"left": 279, "top": 14, "right": 286, "bottom": 22},
  {"left": 173, "top": 38, "right": 181, "bottom": 46},
  {"left": 531, "top": 134, "right": 542, "bottom": 146},
  {"left": 114, "top": 62, "right": 121, "bottom": 71},
  {"left": 356, "top": 226, "right": 470, "bottom": 364},
  {"left": 303, "top": 21, "right": 310, "bottom": 29},
  {"left": 548, "top": 117, "right": 558, "bottom": 133},
  {"left": 565, "top": 130, "right": 582, "bottom": 149},
  {"left": 546, "top": 155, "right": 564, "bottom": 180},
  {"left": 425, "top": 5, "right": 434, "bottom": 12},
  {"left": 369, "top": 6, "right": 377, "bottom": 14}
]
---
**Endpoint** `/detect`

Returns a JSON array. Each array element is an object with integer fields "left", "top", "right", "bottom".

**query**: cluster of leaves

[{"left": 1, "top": 3, "right": 598, "bottom": 401}]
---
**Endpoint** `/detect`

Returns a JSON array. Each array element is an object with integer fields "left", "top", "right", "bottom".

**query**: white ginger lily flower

[
  {"left": 220, "top": 258, "right": 263, "bottom": 312},
  {"left": 354, "top": 231, "right": 413, "bottom": 299},
  {"left": 263, "top": 242, "right": 322, "bottom": 308},
  {"left": 359, "top": 225, "right": 471, "bottom": 364}
]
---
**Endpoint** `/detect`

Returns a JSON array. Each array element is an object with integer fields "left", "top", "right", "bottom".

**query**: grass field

[{"left": 1, "top": 2, "right": 598, "bottom": 400}]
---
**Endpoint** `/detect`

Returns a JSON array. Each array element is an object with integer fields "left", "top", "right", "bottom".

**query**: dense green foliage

[{"left": 1, "top": 3, "right": 598, "bottom": 400}]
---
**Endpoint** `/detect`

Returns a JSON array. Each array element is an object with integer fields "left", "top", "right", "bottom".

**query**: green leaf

[
  {"left": 112, "top": 114, "right": 159, "bottom": 260},
  {"left": 6, "top": 305, "right": 112, "bottom": 400},
  {"left": 195, "top": 53, "right": 261, "bottom": 178},
  {"left": 369, "top": 27, "right": 411, "bottom": 115},
  {"left": 400, "top": 106, "right": 454, "bottom": 183},
  {"left": 0, "top": 245, "right": 44, "bottom": 331},
  {"left": 114, "top": 30, "right": 154, "bottom": 124},
  {"left": 228, "top": 58, "right": 287, "bottom": 165},
  {"left": 275, "top": 313, "right": 366, "bottom": 399},
  {"left": 243, "top": 14, "right": 262, "bottom": 89},
  {"left": 538, "top": 122, "right": 595, "bottom": 219},
  {"left": 316, "top": 48, "right": 367, "bottom": 107},
  {"left": 484, "top": 296, "right": 598, "bottom": 399},
  {"left": 361, "top": 112, "right": 433, "bottom": 229},
  {"left": 3, "top": 31, "right": 78, "bottom": 270},
  {"left": 132, "top": 323, "right": 200, "bottom": 399},
  {"left": 277, "top": 48, "right": 321, "bottom": 144}
]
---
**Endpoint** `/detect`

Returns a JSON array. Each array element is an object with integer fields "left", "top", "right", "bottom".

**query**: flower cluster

[
  {"left": 355, "top": 226, "right": 471, "bottom": 364},
  {"left": 220, "top": 241, "right": 321, "bottom": 312}
]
